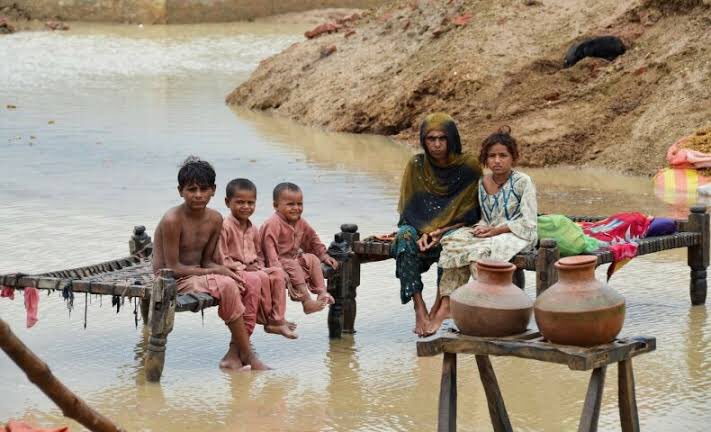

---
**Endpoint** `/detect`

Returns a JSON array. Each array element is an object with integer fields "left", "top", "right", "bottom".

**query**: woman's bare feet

[
  {"left": 413, "top": 299, "right": 432, "bottom": 337},
  {"left": 302, "top": 298, "right": 327, "bottom": 314},
  {"left": 265, "top": 323, "right": 299, "bottom": 339},
  {"left": 317, "top": 292, "right": 335, "bottom": 305}
]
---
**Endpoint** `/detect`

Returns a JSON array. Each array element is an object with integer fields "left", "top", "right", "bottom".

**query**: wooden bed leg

[
  {"left": 536, "top": 239, "right": 560, "bottom": 297},
  {"left": 513, "top": 268, "right": 525, "bottom": 290},
  {"left": 327, "top": 224, "right": 360, "bottom": 337},
  {"left": 687, "top": 206, "right": 709, "bottom": 305},
  {"left": 578, "top": 366, "right": 607, "bottom": 432},
  {"left": 327, "top": 271, "right": 344, "bottom": 339},
  {"left": 145, "top": 269, "right": 176, "bottom": 382},
  {"left": 340, "top": 225, "right": 360, "bottom": 334},
  {"left": 129, "top": 225, "right": 152, "bottom": 255},
  {"left": 618, "top": 360, "right": 640, "bottom": 432},
  {"left": 439, "top": 352, "right": 457, "bottom": 432},
  {"left": 475, "top": 355, "right": 513, "bottom": 432},
  {"left": 140, "top": 298, "right": 150, "bottom": 326}
]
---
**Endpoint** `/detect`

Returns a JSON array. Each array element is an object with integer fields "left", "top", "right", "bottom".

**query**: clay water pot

[
  {"left": 534, "top": 255, "right": 625, "bottom": 347},
  {"left": 450, "top": 259, "right": 533, "bottom": 337}
]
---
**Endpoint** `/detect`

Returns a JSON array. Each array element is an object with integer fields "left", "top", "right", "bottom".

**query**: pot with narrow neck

[
  {"left": 534, "top": 255, "right": 625, "bottom": 347},
  {"left": 450, "top": 259, "right": 533, "bottom": 337}
]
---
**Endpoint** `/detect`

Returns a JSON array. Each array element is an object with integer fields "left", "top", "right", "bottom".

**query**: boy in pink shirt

[
  {"left": 260, "top": 182, "right": 339, "bottom": 314},
  {"left": 216, "top": 178, "right": 297, "bottom": 340}
]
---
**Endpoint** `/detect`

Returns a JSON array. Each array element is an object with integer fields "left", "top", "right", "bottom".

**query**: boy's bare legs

[
  {"left": 222, "top": 316, "right": 271, "bottom": 371},
  {"left": 413, "top": 292, "right": 432, "bottom": 337}
]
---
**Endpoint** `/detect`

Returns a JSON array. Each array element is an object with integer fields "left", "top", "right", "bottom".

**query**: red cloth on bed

[
  {"left": 579, "top": 212, "right": 653, "bottom": 279},
  {"left": 1, "top": 286, "right": 40, "bottom": 328}
]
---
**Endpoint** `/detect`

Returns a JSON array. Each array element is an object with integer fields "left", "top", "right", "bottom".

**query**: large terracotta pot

[
  {"left": 534, "top": 255, "right": 625, "bottom": 347},
  {"left": 450, "top": 259, "right": 533, "bottom": 337}
]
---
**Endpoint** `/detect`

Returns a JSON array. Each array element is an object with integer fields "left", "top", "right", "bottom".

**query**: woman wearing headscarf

[{"left": 392, "top": 113, "right": 482, "bottom": 336}]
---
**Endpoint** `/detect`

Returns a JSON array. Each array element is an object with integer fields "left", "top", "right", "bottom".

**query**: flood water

[{"left": 1, "top": 21, "right": 709, "bottom": 432}]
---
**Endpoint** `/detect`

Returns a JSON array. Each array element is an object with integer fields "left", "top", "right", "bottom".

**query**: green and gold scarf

[{"left": 398, "top": 113, "right": 482, "bottom": 233}]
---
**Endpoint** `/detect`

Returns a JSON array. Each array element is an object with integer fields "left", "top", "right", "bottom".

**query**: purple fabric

[{"left": 647, "top": 217, "right": 677, "bottom": 237}]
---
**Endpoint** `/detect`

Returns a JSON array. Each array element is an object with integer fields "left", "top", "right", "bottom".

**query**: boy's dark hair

[
  {"left": 479, "top": 126, "right": 520, "bottom": 166},
  {"left": 273, "top": 182, "right": 301, "bottom": 201},
  {"left": 226, "top": 178, "right": 257, "bottom": 199},
  {"left": 178, "top": 156, "right": 216, "bottom": 190}
]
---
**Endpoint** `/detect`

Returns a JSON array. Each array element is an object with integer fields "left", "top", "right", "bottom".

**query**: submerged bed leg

[
  {"left": 140, "top": 299, "right": 150, "bottom": 325},
  {"left": 688, "top": 206, "right": 709, "bottom": 305},
  {"left": 145, "top": 269, "right": 176, "bottom": 382}
]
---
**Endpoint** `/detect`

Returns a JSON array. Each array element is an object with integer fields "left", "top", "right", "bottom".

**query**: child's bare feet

[
  {"left": 426, "top": 304, "right": 450, "bottom": 336},
  {"left": 219, "top": 344, "right": 247, "bottom": 370},
  {"left": 265, "top": 323, "right": 299, "bottom": 339},
  {"left": 286, "top": 320, "right": 298, "bottom": 330},
  {"left": 302, "top": 298, "right": 327, "bottom": 314},
  {"left": 317, "top": 292, "right": 335, "bottom": 305},
  {"left": 247, "top": 354, "right": 272, "bottom": 371}
]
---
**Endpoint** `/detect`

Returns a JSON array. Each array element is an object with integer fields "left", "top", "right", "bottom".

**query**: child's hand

[
  {"left": 473, "top": 225, "right": 496, "bottom": 238},
  {"left": 227, "top": 261, "right": 247, "bottom": 272},
  {"left": 317, "top": 292, "right": 335, "bottom": 305},
  {"left": 324, "top": 256, "right": 339, "bottom": 270},
  {"left": 215, "top": 266, "right": 244, "bottom": 285}
]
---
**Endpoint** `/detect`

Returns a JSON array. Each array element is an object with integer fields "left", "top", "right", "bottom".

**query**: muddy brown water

[{"left": 1, "top": 22, "right": 709, "bottom": 432}]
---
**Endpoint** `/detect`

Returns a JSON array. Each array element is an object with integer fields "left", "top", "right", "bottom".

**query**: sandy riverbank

[{"left": 227, "top": 0, "right": 711, "bottom": 175}]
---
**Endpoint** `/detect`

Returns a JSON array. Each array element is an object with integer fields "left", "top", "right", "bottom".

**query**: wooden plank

[
  {"left": 578, "top": 366, "right": 606, "bottom": 432},
  {"left": 618, "top": 360, "right": 640, "bottom": 432},
  {"left": 475, "top": 355, "right": 513, "bottom": 432},
  {"left": 438, "top": 352, "right": 457, "bottom": 432},
  {"left": 417, "top": 333, "right": 655, "bottom": 371}
]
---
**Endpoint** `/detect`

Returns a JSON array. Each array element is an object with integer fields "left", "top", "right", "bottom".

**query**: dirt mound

[{"left": 227, "top": 0, "right": 711, "bottom": 175}]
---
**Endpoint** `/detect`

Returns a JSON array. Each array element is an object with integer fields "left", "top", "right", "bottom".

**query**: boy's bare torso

[{"left": 153, "top": 205, "right": 222, "bottom": 275}]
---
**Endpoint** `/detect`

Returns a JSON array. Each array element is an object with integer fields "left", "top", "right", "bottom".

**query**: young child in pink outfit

[
  {"left": 216, "top": 178, "right": 298, "bottom": 340},
  {"left": 260, "top": 182, "right": 339, "bottom": 314}
]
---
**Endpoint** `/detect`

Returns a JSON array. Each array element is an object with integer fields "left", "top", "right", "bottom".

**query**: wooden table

[{"left": 416, "top": 330, "right": 656, "bottom": 432}]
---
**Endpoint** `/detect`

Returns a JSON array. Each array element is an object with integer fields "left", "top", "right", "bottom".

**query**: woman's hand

[{"left": 417, "top": 229, "right": 443, "bottom": 251}]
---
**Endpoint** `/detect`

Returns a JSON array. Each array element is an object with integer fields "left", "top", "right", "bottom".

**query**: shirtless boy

[
  {"left": 152, "top": 156, "right": 268, "bottom": 371},
  {"left": 217, "top": 178, "right": 297, "bottom": 340},
  {"left": 259, "top": 182, "right": 338, "bottom": 314}
]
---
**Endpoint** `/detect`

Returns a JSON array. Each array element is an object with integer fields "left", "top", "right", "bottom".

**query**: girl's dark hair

[
  {"left": 479, "top": 125, "right": 519, "bottom": 166},
  {"left": 273, "top": 182, "right": 301, "bottom": 201},
  {"left": 177, "top": 156, "right": 216, "bottom": 190},
  {"left": 226, "top": 178, "right": 257, "bottom": 199}
]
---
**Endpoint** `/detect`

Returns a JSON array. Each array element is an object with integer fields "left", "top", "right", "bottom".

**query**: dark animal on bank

[{"left": 563, "top": 36, "right": 626, "bottom": 68}]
